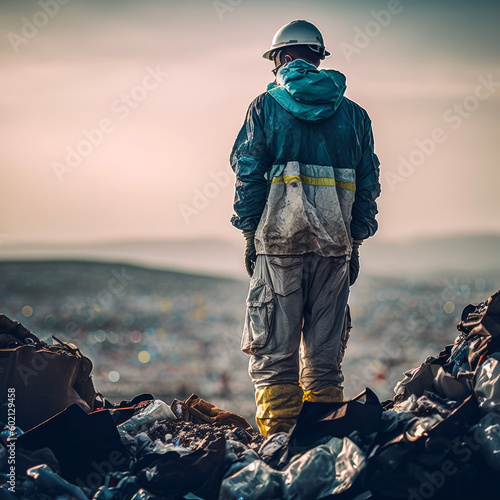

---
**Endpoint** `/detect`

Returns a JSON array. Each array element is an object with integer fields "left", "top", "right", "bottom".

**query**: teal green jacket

[{"left": 231, "top": 59, "right": 381, "bottom": 256}]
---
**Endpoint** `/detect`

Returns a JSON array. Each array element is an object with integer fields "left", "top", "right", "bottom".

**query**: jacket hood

[{"left": 266, "top": 59, "right": 346, "bottom": 122}]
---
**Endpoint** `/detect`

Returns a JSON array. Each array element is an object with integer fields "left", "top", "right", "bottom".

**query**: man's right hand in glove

[
  {"left": 243, "top": 230, "right": 256, "bottom": 278},
  {"left": 349, "top": 239, "right": 363, "bottom": 286}
]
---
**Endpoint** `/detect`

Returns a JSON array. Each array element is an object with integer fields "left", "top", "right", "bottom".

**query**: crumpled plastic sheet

[
  {"left": 219, "top": 437, "right": 365, "bottom": 500},
  {"left": 433, "top": 366, "right": 470, "bottom": 400},
  {"left": 224, "top": 449, "right": 262, "bottom": 479},
  {"left": 394, "top": 368, "right": 418, "bottom": 397},
  {"left": 475, "top": 353, "right": 500, "bottom": 411},
  {"left": 27, "top": 464, "right": 88, "bottom": 500},
  {"left": 471, "top": 412, "right": 500, "bottom": 470},
  {"left": 378, "top": 410, "right": 400, "bottom": 434},
  {"left": 405, "top": 414, "right": 443, "bottom": 440},
  {"left": 393, "top": 394, "right": 418, "bottom": 413},
  {"left": 415, "top": 394, "right": 456, "bottom": 417},
  {"left": 393, "top": 356, "right": 439, "bottom": 398},
  {"left": 258, "top": 432, "right": 290, "bottom": 465},
  {"left": 118, "top": 400, "right": 176, "bottom": 431}
]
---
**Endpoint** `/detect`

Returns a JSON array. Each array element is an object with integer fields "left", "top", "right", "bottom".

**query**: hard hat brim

[{"left": 262, "top": 46, "right": 331, "bottom": 60}]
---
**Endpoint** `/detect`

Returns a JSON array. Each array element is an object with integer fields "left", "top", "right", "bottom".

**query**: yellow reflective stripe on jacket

[{"left": 271, "top": 174, "right": 356, "bottom": 191}]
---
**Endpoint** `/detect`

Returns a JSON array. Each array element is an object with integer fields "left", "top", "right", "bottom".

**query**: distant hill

[
  {"left": 362, "top": 234, "right": 500, "bottom": 277},
  {"left": 0, "top": 239, "right": 245, "bottom": 279},
  {"left": 0, "top": 234, "right": 498, "bottom": 279}
]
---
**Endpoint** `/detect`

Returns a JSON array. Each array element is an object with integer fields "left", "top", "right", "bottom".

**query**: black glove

[
  {"left": 243, "top": 230, "right": 257, "bottom": 278},
  {"left": 349, "top": 240, "right": 363, "bottom": 286}
]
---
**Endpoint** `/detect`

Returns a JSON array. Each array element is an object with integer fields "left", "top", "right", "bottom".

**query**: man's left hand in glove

[
  {"left": 243, "top": 230, "right": 257, "bottom": 278},
  {"left": 349, "top": 239, "right": 363, "bottom": 286}
]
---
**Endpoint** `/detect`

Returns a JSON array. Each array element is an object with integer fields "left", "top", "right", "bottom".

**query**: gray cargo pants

[{"left": 242, "top": 252, "right": 350, "bottom": 391}]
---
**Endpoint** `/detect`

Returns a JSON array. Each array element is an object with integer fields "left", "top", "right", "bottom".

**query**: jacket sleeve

[
  {"left": 351, "top": 115, "right": 381, "bottom": 240},
  {"left": 230, "top": 95, "right": 271, "bottom": 232}
]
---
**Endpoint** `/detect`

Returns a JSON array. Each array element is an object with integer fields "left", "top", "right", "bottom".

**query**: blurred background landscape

[
  {"left": 1, "top": 0, "right": 499, "bottom": 424},
  {"left": 1, "top": 238, "right": 499, "bottom": 423}
]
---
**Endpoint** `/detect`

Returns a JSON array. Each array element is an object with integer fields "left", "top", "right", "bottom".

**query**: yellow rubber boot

[
  {"left": 255, "top": 384, "right": 303, "bottom": 437},
  {"left": 303, "top": 385, "right": 344, "bottom": 403}
]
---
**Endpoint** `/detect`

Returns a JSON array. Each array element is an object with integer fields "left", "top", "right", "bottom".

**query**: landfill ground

[
  {"left": 1, "top": 260, "right": 498, "bottom": 425},
  {"left": 2, "top": 260, "right": 500, "bottom": 499}
]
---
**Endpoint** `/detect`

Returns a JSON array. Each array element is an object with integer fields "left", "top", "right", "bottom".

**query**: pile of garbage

[{"left": 1, "top": 290, "right": 500, "bottom": 499}]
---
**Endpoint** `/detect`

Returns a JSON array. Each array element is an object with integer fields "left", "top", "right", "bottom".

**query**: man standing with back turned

[{"left": 230, "top": 20, "right": 381, "bottom": 437}]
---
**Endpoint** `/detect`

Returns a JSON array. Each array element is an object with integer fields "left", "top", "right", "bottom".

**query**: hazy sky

[{"left": 1, "top": 0, "right": 499, "bottom": 245}]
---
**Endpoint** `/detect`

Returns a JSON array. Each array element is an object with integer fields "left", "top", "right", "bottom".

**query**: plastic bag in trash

[
  {"left": 27, "top": 464, "right": 87, "bottom": 500},
  {"left": 118, "top": 400, "right": 176, "bottom": 431},
  {"left": 258, "top": 432, "right": 290, "bottom": 467},
  {"left": 475, "top": 353, "right": 500, "bottom": 411},
  {"left": 219, "top": 436, "right": 365, "bottom": 500},
  {"left": 433, "top": 366, "right": 470, "bottom": 400},
  {"left": 471, "top": 412, "right": 500, "bottom": 471},
  {"left": 223, "top": 449, "right": 265, "bottom": 482},
  {"left": 285, "top": 437, "right": 365, "bottom": 499},
  {"left": 219, "top": 459, "right": 284, "bottom": 500},
  {"left": 393, "top": 394, "right": 418, "bottom": 413},
  {"left": 404, "top": 414, "right": 443, "bottom": 441}
]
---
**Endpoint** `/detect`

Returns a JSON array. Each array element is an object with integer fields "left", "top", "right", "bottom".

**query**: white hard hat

[{"left": 262, "top": 20, "right": 331, "bottom": 60}]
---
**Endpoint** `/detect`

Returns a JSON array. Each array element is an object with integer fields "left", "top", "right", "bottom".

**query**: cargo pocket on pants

[
  {"left": 241, "top": 278, "right": 275, "bottom": 355},
  {"left": 268, "top": 256, "right": 303, "bottom": 296}
]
